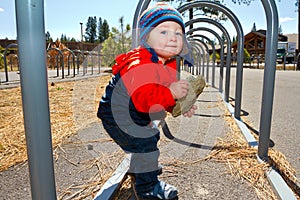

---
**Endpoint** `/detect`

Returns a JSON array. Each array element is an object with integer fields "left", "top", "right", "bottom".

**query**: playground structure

[
  {"left": 6, "top": 0, "right": 299, "bottom": 199},
  {"left": 47, "top": 40, "right": 71, "bottom": 69},
  {"left": 0, "top": 42, "right": 109, "bottom": 83}
]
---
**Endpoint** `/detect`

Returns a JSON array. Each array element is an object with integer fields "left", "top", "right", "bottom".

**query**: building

[
  {"left": 0, "top": 39, "right": 100, "bottom": 54},
  {"left": 231, "top": 29, "right": 293, "bottom": 57},
  {"left": 286, "top": 33, "right": 298, "bottom": 49}
]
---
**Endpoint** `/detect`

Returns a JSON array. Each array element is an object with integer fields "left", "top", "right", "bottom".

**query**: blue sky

[{"left": 0, "top": 0, "right": 298, "bottom": 41}]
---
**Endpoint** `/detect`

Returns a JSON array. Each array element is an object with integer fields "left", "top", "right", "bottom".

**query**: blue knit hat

[{"left": 139, "top": 3, "right": 185, "bottom": 47}]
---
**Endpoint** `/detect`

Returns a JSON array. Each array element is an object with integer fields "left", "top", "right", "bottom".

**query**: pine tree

[
  {"left": 85, "top": 16, "right": 97, "bottom": 43},
  {"left": 45, "top": 31, "right": 53, "bottom": 42},
  {"left": 278, "top": 25, "right": 283, "bottom": 35},
  {"left": 60, "top": 34, "right": 67, "bottom": 42},
  {"left": 251, "top": 23, "right": 256, "bottom": 32},
  {"left": 119, "top": 16, "right": 125, "bottom": 52},
  {"left": 102, "top": 20, "right": 110, "bottom": 41},
  {"left": 98, "top": 17, "right": 103, "bottom": 43},
  {"left": 98, "top": 18, "right": 110, "bottom": 43}
]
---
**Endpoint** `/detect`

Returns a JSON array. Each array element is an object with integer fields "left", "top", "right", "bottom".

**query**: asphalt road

[{"left": 209, "top": 66, "right": 300, "bottom": 184}]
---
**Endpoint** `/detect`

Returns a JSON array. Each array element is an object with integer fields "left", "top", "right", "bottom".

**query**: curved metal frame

[
  {"left": 61, "top": 48, "right": 76, "bottom": 77},
  {"left": 257, "top": 0, "right": 279, "bottom": 160},
  {"left": 189, "top": 39, "right": 210, "bottom": 76},
  {"left": 3, "top": 43, "right": 18, "bottom": 82},
  {"left": 73, "top": 50, "right": 84, "bottom": 74},
  {"left": 47, "top": 47, "right": 64, "bottom": 78},
  {"left": 189, "top": 41, "right": 205, "bottom": 75},
  {"left": 187, "top": 27, "right": 225, "bottom": 92},
  {"left": 188, "top": 41, "right": 204, "bottom": 75},
  {"left": 189, "top": 34, "right": 216, "bottom": 87},
  {"left": 132, "top": 0, "right": 151, "bottom": 48},
  {"left": 185, "top": 18, "right": 232, "bottom": 102},
  {"left": 179, "top": 1, "right": 244, "bottom": 119}
]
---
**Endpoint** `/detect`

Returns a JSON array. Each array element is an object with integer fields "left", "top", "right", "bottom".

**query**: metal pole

[
  {"left": 80, "top": 22, "right": 83, "bottom": 42},
  {"left": 189, "top": 39, "right": 209, "bottom": 79},
  {"left": 132, "top": 0, "right": 151, "bottom": 49},
  {"left": 15, "top": 0, "right": 57, "bottom": 199},
  {"left": 176, "top": 56, "right": 181, "bottom": 80},
  {"left": 190, "top": 43, "right": 203, "bottom": 75},
  {"left": 257, "top": 0, "right": 279, "bottom": 161},
  {"left": 185, "top": 18, "right": 232, "bottom": 101},
  {"left": 188, "top": 42, "right": 202, "bottom": 74},
  {"left": 188, "top": 28, "right": 224, "bottom": 92},
  {"left": 3, "top": 44, "right": 18, "bottom": 82},
  {"left": 179, "top": 1, "right": 244, "bottom": 118},
  {"left": 191, "top": 34, "right": 216, "bottom": 87}
]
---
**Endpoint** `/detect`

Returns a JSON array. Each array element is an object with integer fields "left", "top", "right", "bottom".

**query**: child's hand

[
  {"left": 169, "top": 80, "right": 189, "bottom": 100},
  {"left": 183, "top": 105, "right": 197, "bottom": 117}
]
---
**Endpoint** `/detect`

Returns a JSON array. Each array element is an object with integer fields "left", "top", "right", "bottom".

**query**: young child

[{"left": 97, "top": 3, "right": 197, "bottom": 199}]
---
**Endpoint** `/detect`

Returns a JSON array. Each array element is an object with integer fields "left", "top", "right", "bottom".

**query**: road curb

[{"left": 223, "top": 100, "right": 298, "bottom": 200}]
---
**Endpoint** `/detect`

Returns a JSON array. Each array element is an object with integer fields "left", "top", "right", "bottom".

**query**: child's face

[{"left": 147, "top": 21, "right": 184, "bottom": 61}]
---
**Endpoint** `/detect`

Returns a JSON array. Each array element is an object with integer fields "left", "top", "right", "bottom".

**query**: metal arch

[
  {"left": 187, "top": 41, "right": 204, "bottom": 75},
  {"left": 190, "top": 44, "right": 202, "bottom": 75},
  {"left": 179, "top": 1, "right": 244, "bottom": 119},
  {"left": 84, "top": 51, "right": 96, "bottom": 75},
  {"left": 192, "top": 41, "right": 206, "bottom": 75},
  {"left": 186, "top": 41, "right": 200, "bottom": 75},
  {"left": 3, "top": 43, "right": 18, "bottom": 82},
  {"left": 188, "top": 39, "right": 210, "bottom": 78},
  {"left": 47, "top": 47, "right": 64, "bottom": 78},
  {"left": 132, "top": 0, "right": 151, "bottom": 49},
  {"left": 187, "top": 27, "right": 225, "bottom": 92},
  {"left": 61, "top": 48, "right": 76, "bottom": 77},
  {"left": 185, "top": 18, "right": 232, "bottom": 102},
  {"left": 73, "top": 50, "right": 84, "bottom": 74},
  {"left": 178, "top": 1, "right": 243, "bottom": 64},
  {"left": 194, "top": 41, "right": 206, "bottom": 76},
  {"left": 15, "top": 0, "right": 57, "bottom": 198},
  {"left": 82, "top": 50, "right": 91, "bottom": 75},
  {"left": 189, "top": 34, "right": 216, "bottom": 87},
  {"left": 257, "top": 0, "right": 279, "bottom": 161}
]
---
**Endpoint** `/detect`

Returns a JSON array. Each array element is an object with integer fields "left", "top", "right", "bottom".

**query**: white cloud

[
  {"left": 0, "top": 8, "right": 4, "bottom": 12},
  {"left": 279, "top": 17, "right": 296, "bottom": 23}
]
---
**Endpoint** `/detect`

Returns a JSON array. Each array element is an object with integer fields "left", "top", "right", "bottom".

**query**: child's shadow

[{"left": 162, "top": 122, "right": 214, "bottom": 150}]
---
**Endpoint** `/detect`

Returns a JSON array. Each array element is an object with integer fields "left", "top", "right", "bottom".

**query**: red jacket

[{"left": 112, "top": 46, "right": 177, "bottom": 113}]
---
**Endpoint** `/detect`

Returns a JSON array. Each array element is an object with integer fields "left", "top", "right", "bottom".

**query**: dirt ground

[{"left": 0, "top": 75, "right": 112, "bottom": 172}]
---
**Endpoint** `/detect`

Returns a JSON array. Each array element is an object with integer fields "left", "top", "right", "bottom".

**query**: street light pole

[{"left": 80, "top": 22, "right": 83, "bottom": 42}]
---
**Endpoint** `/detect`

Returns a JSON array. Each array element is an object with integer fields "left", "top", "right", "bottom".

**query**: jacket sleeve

[
  {"left": 131, "top": 83, "right": 176, "bottom": 113},
  {"left": 121, "top": 63, "right": 176, "bottom": 113}
]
